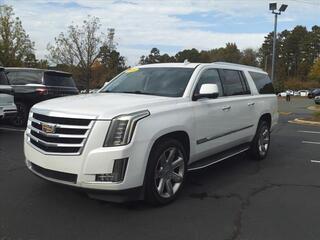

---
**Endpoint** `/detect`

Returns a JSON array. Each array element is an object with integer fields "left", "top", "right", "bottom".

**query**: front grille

[
  {"left": 30, "top": 162, "right": 77, "bottom": 183},
  {"left": 27, "top": 112, "right": 95, "bottom": 155}
]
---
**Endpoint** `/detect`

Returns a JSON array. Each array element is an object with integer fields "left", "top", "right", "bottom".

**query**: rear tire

[
  {"left": 12, "top": 102, "right": 29, "bottom": 127},
  {"left": 249, "top": 120, "right": 270, "bottom": 160},
  {"left": 145, "top": 138, "right": 187, "bottom": 206}
]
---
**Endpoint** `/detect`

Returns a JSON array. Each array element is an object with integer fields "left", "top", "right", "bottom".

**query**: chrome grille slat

[
  {"left": 27, "top": 133, "right": 84, "bottom": 147},
  {"left": 27, "top": 125, "right": 88, "bottom": 138},
  {"left": 30, "top": 117, "right": 91, "bottom": 129},
  {"left": 27, "top": 112, "right": 95, "bottom": 155}
]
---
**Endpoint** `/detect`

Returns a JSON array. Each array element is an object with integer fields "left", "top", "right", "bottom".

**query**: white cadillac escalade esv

[{"left": 24, "top": 62, "right": 278, "bottom": 205}]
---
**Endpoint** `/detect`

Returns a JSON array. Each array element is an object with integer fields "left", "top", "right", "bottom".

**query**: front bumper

[
  {"left": 0, "top": 104, "right": 17, "bottom": 119},
  {"left": 24, "top": 119, "right": 151, "bottom": 195}
]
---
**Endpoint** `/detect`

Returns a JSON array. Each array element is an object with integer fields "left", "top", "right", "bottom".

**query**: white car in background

[
  {"left": 298, "top": 90, "right": 309, "bottom": 97},
  {"left": 278, "top": 92, "right": 287, "bottom": 97},
  {"left": 0, "top": 67, "right": 17, "bottom": 120}
]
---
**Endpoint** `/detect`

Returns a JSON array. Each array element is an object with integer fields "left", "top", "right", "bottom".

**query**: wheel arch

[
  {"left": 259, "top": 113, "right": 272, "bottom": 129},
  {"left": 142, "top": 129, "right": 191, "bottom": 192},
  {"left": 149, "top": 130, "right": 191, "bottom": 161}
]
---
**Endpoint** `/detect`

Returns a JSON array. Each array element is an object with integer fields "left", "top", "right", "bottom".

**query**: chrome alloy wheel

[
  {"left": 258, "top": 126, "right": 270, "bottom": 156},
  {"left": 154, "top": 147, "right": 185, "bottom": 198}
]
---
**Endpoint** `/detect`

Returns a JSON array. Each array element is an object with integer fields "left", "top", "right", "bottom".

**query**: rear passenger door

[{"left": 218, "top": 69, "right": 256, "bottom": 144}]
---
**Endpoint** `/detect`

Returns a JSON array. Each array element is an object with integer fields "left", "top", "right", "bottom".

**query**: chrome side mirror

[{"left": 193, "top": 84, "right": 219, "bottom": 101}]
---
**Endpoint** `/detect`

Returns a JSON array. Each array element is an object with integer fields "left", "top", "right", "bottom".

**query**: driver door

[{"left": 192, "top": 68, "right": 231, "bottom": 161}]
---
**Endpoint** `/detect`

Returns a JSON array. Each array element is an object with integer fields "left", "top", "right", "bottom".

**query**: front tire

[
  {"left": 249, "top": 120, "right": 270, "bottom": 160},
  {"left": 145, "top": 138, "right": 187, "bottom": 206}
]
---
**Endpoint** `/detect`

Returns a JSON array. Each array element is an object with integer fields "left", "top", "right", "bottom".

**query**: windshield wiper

[
  {"left": 121, "top": 91, "right": 154, "bottom": 95},
  {"left": 103, "top": 90, "right": 154, "bottom": 95}
]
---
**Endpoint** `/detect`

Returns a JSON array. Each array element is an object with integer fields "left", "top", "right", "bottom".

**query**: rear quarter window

[
  {"left": 6, "top": 71, "right": 43, "bottom": 85},
  {"left": 249, "top": 71, "right": 275, "bottom": 94},
  {"left": 44, "top": 72, "right": 76, "bottom": 87}
]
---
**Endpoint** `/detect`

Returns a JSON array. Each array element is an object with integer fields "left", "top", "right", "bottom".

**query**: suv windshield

[
  {"left": 101, "top": 67, "right": 195, "bottom": 97},
  {"left": 44, "top": 72, "right": 76, "bottom": 87}
]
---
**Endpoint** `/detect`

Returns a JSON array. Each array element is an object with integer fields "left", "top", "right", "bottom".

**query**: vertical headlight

[{"left": 104, "top": 110, "right": 150, "bottom": 147}]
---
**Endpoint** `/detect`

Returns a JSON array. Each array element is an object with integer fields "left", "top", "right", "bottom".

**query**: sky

[{"left": 2, "top": 0, "right": 320, "bottom": 66}]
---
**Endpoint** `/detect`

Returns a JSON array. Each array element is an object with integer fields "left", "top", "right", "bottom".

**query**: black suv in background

[
  {"left": 308, "top": 88, "right": 320, "bottom": 99},
  {"left": 5, "top": 68, "right": 79, "bottom": 126}
]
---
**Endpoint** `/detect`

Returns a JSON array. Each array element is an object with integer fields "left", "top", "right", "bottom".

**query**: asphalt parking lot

[{"left": 1, "top": 98, "right": 320, "bottom": 240}]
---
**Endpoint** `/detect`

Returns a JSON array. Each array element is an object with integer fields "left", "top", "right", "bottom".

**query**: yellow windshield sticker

[{"left": 126, "top": 67, "right": 139, "bottom": 73}]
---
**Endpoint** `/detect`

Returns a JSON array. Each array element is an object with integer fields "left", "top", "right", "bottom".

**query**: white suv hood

[{"left": 32, "top": 93, "right": 179, "bottom": 119}]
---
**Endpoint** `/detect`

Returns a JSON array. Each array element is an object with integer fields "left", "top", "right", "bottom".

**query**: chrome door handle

[
  {"left": 248, "top": 102, "right": 255, "bottom": 106},
  {"left": 222, "top": 105, "right": 231, "bottom": 111}
]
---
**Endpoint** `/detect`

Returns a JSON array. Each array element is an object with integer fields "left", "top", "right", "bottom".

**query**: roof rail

[{"left": 213, "top": 62, "right": 263, "bottom": 71}]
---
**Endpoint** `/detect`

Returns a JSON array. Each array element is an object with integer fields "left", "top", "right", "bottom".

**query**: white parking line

[
  {"left": 302, "top": 141, "right": 320, "bottom": 145},
  {"left": 0, "top": 127, "right": 25, "bottom": 132},
  {"left": 298, "top": 130, "right": 320, "bottom": 134},
  {"left": 311, "top": 160, "right": 320, "bottom": 163}
]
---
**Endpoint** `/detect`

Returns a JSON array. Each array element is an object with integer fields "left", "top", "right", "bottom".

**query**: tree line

[
  {"left": 0, "top": 4, "right": 319, "bottom": 92},
  {"left": 139, "top": 25, "right": 320, "bottom": 91},
  {"left": 139, "top": 44, "right": 258, "bottom": 68}
]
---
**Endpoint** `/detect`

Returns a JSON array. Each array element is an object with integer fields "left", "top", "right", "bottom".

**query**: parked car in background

[
  {"left": 0, "top": 67, "right": 17, "bottom": 120},
  {"left": 308, "top": 89, "right": 320, "bottom": 99},
  {"left": 298, "top": 90, "right": 309, "bottom": 97},
  {"left": 293, "top": 91, "right": 300, "bottom": 96},
  {"left": 5, "top": 68, "right": 79, "bottom": 126},
  {"left": 278, "top": 92, "right": 287, "bottom": 97},
  {"left": 278, "top": 90, "right": 312, "bottom": 97},
  {"left": 315, "top": 96, "right": 320, "bottom": 105},
  {"left": 287, "top": 90, "right": 294, "bottom": 96},
  {"left": 24, "top": 62, "right": 278, "bottom": 205}
]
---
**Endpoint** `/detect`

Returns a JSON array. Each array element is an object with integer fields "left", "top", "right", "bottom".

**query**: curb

[
  {"left": 279, "top": 111, "right": 292, "bottom": 115},
  {"left": 307, "top": 106, "right": 320, "bottom": 112},
  {"left": 289, "top": 118, "right": 320, "bottom": 126}
]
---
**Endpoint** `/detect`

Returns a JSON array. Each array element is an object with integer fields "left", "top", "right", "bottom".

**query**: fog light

[
  {"left": 95, "top": 174, "right": 114, "bottom": 182},
  {"left": 95, "top": 158, "right": 128, "bottom": 182}
]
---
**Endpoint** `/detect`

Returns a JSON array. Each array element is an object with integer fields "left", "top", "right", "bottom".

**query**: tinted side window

[
  {"left": 0, "top": 71, "right": 8, "bottom": 85},
  {"left": 194, "top": 69, "right": 223, "bottom": 96},
  {"left": 6, "top": 71, "right": 42, "bottom": 85},
  {"left": 249, "top": 71, "right": 274, "bottom": 94},
  {"left": 221, "top": 69, "right": 245, "bottom": 96},
  {"left": 239, "top": 72, "right": 251, "bottom": 94}
]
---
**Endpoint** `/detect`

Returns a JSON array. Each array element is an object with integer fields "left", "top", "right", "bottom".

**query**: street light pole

[
  {"left": 269, "top": 3, "right": 287, "bottom": 82},
  {"left": 271, "top": 12, "right": 278, "bottom": 82}
]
